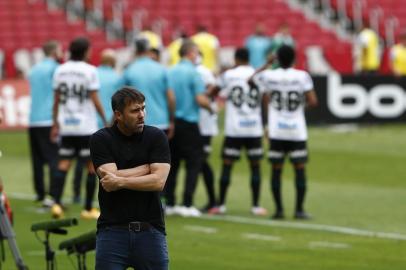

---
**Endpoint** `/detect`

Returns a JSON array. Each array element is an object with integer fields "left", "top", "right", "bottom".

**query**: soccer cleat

[
  {"left": 186, "top": 207, "right": 202, "bottom": 217},
  {"left": 200, "top": 204, "right": 216, "bottom": 213},
  {"left": 251, "top": 206, "right": 268, "bottom": 216},
  {"left": 207, "top": 205, "right": 226, "bottom": 215},
  {"left": 164, "top": 206, "right": 177, "bottom": 216},
  {"left": 81, "top": 208, "right": 100, "bottom": 220},
  {"left": 42, "top": 197, "right": 55, "bottom": 208},
  {"left": 271, "top": 211, "right": 285, "bottom": 220},
  {"left": 294, "top": 211, "right": 311, "bottom": 220},
  {"left": 51, "top": 204, "right": 64, "bottom": 219}
]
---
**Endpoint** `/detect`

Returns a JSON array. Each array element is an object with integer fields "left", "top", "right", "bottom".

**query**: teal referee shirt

[
  {"left": 122, "top": 56, "right": 170, "bottom": 129},
  {"left": 168, "top": 59, "right": 205, "bottom": 123},
  {"left": 28, "top": 57, "right": 59, "bottom": 126}
]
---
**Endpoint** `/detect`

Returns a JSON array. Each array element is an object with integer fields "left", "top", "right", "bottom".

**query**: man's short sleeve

[
  {"left": 302, "top": 72, "right": 314, "bottom": 92},
  {"left": 252, "top": 71, "right": 267, "bottom": 93},
  {"left": 52, "top": 67, "right": 61, "bottom": 90},
  {"left": 167, "top": 68, "right": 175, "bottom": 90},
  {"left": 149, "top": 129, "right": 171, "bottom": 164},
  {"left": 192, "top": 70, "right": 206, "bottom": 96},
  {"left": 90, "top": 130, "right": 115, "bottom": 170},
  {"left": 88, "top": 66, "right": 100, "bottom": 91}
]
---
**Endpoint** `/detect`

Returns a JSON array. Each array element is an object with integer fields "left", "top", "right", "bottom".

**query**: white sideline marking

[
  {"left": 243, "top": 233, "right": 281, "bottom": 241},
  {"left": 200, "top": 215, "right": 406, "bottom": 241},
  {"left": 8, "top": 193, "right": 406, "bottom": 241},
  {"left": 309, "top": 241, "right": 350, "bottom": 249},
  {"left": 184, "top": 225, "right": 218, "bottom": 234},
  {"left": 9, "top": 192, "right": 35, "bottom": 200}
]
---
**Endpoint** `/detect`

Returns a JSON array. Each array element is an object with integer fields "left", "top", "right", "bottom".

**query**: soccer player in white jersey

[
  {"left": 211, "top": 48, "right": 267, "bottom": 216},
  {"left": 196, "top": 54, "right": 218, "bottom": 212},
  {"left": 253, "top": 45, "right": 318, "bottom": 219},
  {"left": 50, "top": 37, "right": 107, "bottom": 219}
]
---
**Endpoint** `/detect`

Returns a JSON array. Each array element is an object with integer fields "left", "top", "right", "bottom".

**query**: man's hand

[
  {"left": 50, "top": 124, "right": 59, "bottom": 143},
  {"left": 99, "top": 168, "right": 122, "bottom": 192}
]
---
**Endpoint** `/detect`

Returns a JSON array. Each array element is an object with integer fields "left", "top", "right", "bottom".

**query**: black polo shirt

[{"left": 90, "top": 124, "right": 170, "bottom": 233}]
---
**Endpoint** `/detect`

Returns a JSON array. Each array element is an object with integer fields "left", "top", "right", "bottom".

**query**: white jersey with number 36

[
  {"left": 254, "top": 67, "right": 313, "bottom": 141},
  {"left": 218, "top": 65, "right": 263, "bottom": 137},
  {"left": 53, "top": 61, "right": 100, "bottom": 136}
]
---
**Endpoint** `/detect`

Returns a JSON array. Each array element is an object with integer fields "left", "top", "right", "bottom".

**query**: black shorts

[
  {"left": 201, "top": 135, "right": 212, "bottom": 156},
  {"left": 268, "top": 139, "right": 308, "bottom": 164},
  {"left": 222, "top": 137, "right": 263, "bottom": 161},
  {"left": 58, "top": 136, "right": 91, "bottom": 159}
]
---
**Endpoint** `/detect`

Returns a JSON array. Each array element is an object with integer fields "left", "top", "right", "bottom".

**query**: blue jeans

[{"left": 96, "top": 226, "right": 169, "bottom": 270}]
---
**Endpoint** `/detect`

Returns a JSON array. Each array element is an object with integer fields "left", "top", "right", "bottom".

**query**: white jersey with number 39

[
  {"left": 254, "top": 67, "right": 313, "bottom": 141},
  {"left": 53, "top": 61, "right": 100, "bottom": 136},
  {"left": 218, "top": 65, "right": 263, "bottom": 137}
]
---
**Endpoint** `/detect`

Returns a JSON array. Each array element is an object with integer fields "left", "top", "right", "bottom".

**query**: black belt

[{"left": 105, "top": 222, "right": 153, "bottom": 232}]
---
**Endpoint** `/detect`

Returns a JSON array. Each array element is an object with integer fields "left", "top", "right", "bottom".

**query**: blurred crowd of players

[
  {"left": 356, "top": 23, "right": 406, "bottom": 76},
  {"left": 27, "top": 23, "right": 320, "bottom": 222}
]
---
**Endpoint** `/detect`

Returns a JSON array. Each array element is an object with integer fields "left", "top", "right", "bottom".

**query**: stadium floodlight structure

[
  {"left": 59, "top": 230, "right": 96, "bottom": 270},
  {"left": 31, "top": 218, "right": 78, "bottom": 270},
  {"left": 0, "top": 190, "right": 28, "bottom": 270}
]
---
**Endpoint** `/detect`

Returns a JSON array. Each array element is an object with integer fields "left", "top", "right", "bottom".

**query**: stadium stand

[
  {"left": 95, "top": 0, "right": 353, "bottom": 72},
  {"left": 0, "top": 0, "right": 124, "bottom": 78},
  {"left": 8, "top": 0, "right": 403, "bottom": 76}
]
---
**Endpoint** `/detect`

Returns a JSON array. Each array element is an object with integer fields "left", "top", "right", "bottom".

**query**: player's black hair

[
  {"left": 196, "top": 25, "right": 207, "bottom": 32},
  {"left": 112, "top": 87, "right": 145, "bottom": 113},
  {"left": 235, "top": 47, "right": 249, "bottom": 63},
  {"left": 179, "top": 39, "right": 197, "bottom": 57},
  {"left": 135, "top": 38, "right": 150, "bottom": 54},
  {"left": 69, "top": 37, "right": 90, "bottom": 61},
  {"left": 277, "top": 45, "right": 295, "bottom": 68}
]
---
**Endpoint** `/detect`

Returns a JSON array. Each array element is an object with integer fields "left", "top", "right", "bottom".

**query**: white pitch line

[
  {"left": 8, "top": 193, "right": 406, "bottom": 241},
  {"left": 243, "top": 233, "right": 281, "bottom": 242},
  {"left": 184, "top": 225, "right": 218, "bottom": 234},
  {"left": 309, "top": 241, "right": 350, "bottom": 249},
  {"left": 200, "top": 215, "right": 406, "bottom": 241}
]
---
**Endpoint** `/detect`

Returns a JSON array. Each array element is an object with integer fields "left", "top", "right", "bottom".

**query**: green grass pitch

[{"left": 0, "top": 125, "right": 405, "bottom": 269}]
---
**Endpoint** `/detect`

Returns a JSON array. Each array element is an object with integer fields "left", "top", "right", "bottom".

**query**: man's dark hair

[
  {"left": 277, "top": 45, "right": 295, "bottom": 68},
  {"left": 150, "top": 48, "right": 160, "bottom": 58},
  {"left": 42, "top": 40, "right": 59, "bottom": 56},
  {"left": 179, "top": 39, "right": 196, "bottom": 57},
  {"left": 69, "top": 37, "right": 90, "bottom": 61},
  {"left": 135, "top": 38, "right": 150, "bottom": 54},
  {"left": 112, "top": 87, "right": 145, "bottom": 113},
  {"left": 235, "top": 47, "right": 249, "bottom": 63}
]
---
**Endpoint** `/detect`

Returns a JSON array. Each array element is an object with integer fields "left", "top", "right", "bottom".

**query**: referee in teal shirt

[
  {"left": 164, "top": 40, "right": 212, "bottom": 215},
  {"left": 121, "top": 40, "right": 175, "bottom": 136},
  {"left": 28, "top": 40, "right": 62, "bottom": 204}
]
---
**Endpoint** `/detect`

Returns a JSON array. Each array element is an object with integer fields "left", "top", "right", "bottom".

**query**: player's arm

[
  {"left": 305, "top": 90, "right": 318, "bottom": 108},
  {"left": 89, "top": 91, "right": 108, "bottom": 127},
  {"left": 262, "top": 92, "right": 270, "bottom": 132},
  {"left": 194, "top": 70, "right": 214, "bottom": 113},
  {"left": 196, "top": 94, "right": 213, "bottom": 113},
  {"left": 97, "top": 163, "right": 150, "bottom": 178},
  {"left": 166, "top": 88, "right": 176, "bottom": 139},
  {"left": 99, "top": 163, "right": 170, "bottom": 192},
  {"left": 248, "top": 55, "right": 274, "bottom": 84},
  {"left": 50, "top": 90, "right": 60, "bottom": 142}
]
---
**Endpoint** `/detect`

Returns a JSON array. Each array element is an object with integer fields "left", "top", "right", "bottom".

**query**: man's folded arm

[
  {"left": 96, "top": 163, "right": 150, "bottom": 178},
  {"left": 118, "top": 163, "right": 170, "bottom": 192},
  {"left": 99, "top": 163, "right": 170, "bottom": 192}
]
